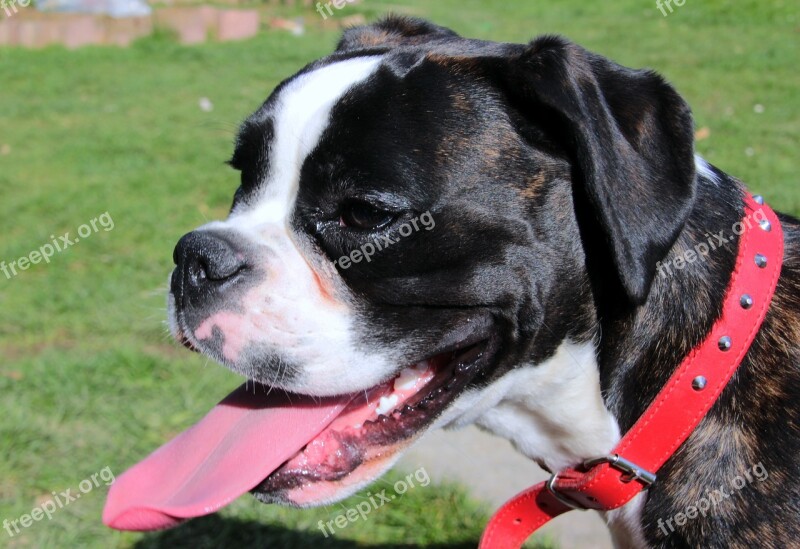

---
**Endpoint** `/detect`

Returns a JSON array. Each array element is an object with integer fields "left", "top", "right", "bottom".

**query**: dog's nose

[{"left": 172, "top": 231, "right": 248, "bottom": 295}]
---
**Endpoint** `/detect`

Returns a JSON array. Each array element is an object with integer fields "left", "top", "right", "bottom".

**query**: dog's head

[{"left": 164, "top": 17, "right": 696, "bottom": 508}]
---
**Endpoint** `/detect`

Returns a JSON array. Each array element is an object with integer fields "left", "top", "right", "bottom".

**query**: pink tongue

[{"left": 102, "top": 383, "right": 353, "bottom": 531}]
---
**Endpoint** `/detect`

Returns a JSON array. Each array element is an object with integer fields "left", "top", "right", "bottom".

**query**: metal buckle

[
  {"left": 583, "top": 454, "right": 657, "bottom": 486},
  {"left": 546, "top": 472, "right": 588, "bottom": 511},
  {"left": 546, "top": 454, "right": 657, "bottom": 511}
]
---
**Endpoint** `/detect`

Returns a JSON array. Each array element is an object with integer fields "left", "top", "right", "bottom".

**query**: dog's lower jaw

[{"left": 253, "top": 447, "right": 409, "bottom": 508}]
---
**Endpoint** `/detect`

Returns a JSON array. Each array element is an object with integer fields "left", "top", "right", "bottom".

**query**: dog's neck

[
  {"left": 466, "top": 340, "right": 620, "bottom": 472},
  {"left": 449, "top": 337, "right": 643, "bottom": 546},
  {"left": 448, "top": 165, "right": 749, "bottom": 546}
]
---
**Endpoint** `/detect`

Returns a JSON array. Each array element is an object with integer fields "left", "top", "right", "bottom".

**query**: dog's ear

[
  {"left": 505, "top": 36, "right": 696, "bottom": 305},
  {"left": 336, "top": 15, "right": 459, "bottom": 52}
]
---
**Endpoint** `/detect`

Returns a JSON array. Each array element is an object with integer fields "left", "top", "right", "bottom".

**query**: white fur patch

[
  {"left": 230, "top": 56, "right": 383, "bottom": 225},
  {"left": 694, "top": 154, "right": 720, "bottom": 186},
  {"left": 174, "top": 56, "right": 407, "bottom": 396},
  {"left": 605, "top": 492, "right": 648, "bottom": 549},
  {"left": 442, "top": 341, "right": 620, "bottom": 471},
  {"left": 434, "top": 340, "right": 646, "bottom": 545}
]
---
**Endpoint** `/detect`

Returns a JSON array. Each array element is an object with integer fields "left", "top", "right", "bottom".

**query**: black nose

[{"left": 172, "top": 231, "right": 248, "bottom": 301}]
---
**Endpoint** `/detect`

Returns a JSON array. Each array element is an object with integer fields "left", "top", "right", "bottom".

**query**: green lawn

[{"left": 0, "top": 0, "right": 797, "bottom": 547}]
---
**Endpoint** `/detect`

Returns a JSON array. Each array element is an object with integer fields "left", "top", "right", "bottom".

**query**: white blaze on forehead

[
  {"left": 231, "top": 55, "right": 384, "bottom": 227},
  {"left": 186, "top": 55, "right": 404, "bottom": 396}
]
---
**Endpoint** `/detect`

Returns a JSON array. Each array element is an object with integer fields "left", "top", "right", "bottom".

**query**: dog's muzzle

[{"left": 171, "top": 230, "right": 250, "bottom": 314}]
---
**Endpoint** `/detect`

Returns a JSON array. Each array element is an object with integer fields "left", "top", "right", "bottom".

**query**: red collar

[{"left": 480, "top": 193, "right": 784, "bottom": 549}]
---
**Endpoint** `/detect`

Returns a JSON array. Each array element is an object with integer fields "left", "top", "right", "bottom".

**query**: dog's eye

[{"left": 339, "top": 200, "right": 396, "bottom": 231}]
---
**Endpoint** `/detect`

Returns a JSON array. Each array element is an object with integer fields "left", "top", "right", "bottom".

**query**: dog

[{"left": 117, "top": 16, "right": 800, "bottom": 548}]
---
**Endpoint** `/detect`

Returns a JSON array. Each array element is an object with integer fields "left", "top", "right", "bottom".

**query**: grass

[{"left": 0, "top": 0, "right": 796, "bottom": 547}]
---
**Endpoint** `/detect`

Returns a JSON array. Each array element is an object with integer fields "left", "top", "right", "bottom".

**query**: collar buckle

[
  {"left": 546, "top": 472, "right": 588, "bottom": 511},
  {"left": 546, "top": 453, "right": 657, "bottom": 511},
  {"left": 583, "top": 454, "right": 657, "bottom": 486}
]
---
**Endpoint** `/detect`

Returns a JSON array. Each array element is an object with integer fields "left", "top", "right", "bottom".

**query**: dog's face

[{"left": 168, "top": 18, "right": 697, "bottom": 506}]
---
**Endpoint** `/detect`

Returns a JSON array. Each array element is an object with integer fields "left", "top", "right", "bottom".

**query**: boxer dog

[{"left": 109, "top": 16, "right": 800, "bottom": 548}]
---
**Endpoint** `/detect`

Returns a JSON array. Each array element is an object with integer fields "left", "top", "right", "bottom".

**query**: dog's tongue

[{"left": 103, "top": 383, "right": 353, "bottom": 531}]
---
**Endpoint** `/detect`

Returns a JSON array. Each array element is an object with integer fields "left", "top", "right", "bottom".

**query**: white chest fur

[{"left": 442, "top": 340, "right": 647, "bottom": 547}]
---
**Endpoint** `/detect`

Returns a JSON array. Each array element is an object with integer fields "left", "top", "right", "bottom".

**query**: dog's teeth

[
  {"left": 394, "top": 367, "right": 420, "bottom": 391},
  {"left": 413, "top": 360, "right": 430, "bottom": 372},
  {"left": 376, "top": 394, "right": 399, "bottom": 416}
]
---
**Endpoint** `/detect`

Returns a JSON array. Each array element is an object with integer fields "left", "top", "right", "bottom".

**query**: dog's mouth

[
  {"left": 253, "top": 339, "right": 494, "bottom": 504},
  {"left": 102, "top": 334, "right": 496, "bottom": 531}
]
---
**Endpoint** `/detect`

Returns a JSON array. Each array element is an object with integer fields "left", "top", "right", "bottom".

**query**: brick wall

[{"left": 0, "top": 7, "right": 261, "bottom": 48}]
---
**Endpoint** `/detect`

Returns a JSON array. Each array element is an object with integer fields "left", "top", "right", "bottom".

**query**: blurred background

[{"left": 0, "top": 0, "right": 797, "bottom": 547}]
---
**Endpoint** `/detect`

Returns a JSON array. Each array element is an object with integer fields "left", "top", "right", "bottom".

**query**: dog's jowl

[{"left": 104, "top": 16, "right": 800, "bottom": 549}]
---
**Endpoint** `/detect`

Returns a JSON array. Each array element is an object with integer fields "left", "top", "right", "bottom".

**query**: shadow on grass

[{"left": 131, "top": 514, "right": 478, "bottom": 549}]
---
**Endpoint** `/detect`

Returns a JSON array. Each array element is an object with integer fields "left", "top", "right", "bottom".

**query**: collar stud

[{"left": 692, "top": 376, "right": 708, "bottom": 391}]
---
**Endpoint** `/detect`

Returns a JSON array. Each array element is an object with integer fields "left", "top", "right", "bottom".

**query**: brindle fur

[{"left": 333, "top": 16, "right": 800, "bottom": 548}]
